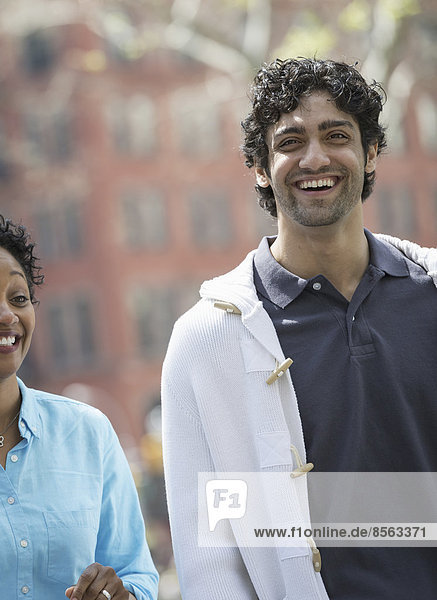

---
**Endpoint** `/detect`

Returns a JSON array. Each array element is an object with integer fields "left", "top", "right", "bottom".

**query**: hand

[{"left": 65, "top": 562, "right": 132, "bottom": 600}]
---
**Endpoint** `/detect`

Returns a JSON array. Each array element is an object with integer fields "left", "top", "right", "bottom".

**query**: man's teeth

[
  {"left": 298, "top": 178, "right": 336, "bottom": 190},
  {"left": 0, "top": 336, "right": 16, "bottom": 346}
]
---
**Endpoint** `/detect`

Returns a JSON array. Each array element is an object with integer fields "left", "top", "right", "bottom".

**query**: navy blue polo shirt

[{"left": 253, "top": 231, "right": 437, "bottom": 599}]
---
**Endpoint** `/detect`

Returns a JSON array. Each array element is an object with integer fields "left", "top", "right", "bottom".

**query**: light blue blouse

[{"left": 0, "top": 378, "right": 158, "bottom": 600}]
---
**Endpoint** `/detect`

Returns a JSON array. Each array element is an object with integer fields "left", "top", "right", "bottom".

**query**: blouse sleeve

[{"left": 95, "top": 414, "right": 159, "bottom": 600}]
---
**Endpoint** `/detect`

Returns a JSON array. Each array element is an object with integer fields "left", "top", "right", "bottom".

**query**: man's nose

[
  {"left": 0, "top": 301, "right": 18, "bottom": 325},
  {"left": 298, "top": 141, "right": 330, "bottom": 171}
]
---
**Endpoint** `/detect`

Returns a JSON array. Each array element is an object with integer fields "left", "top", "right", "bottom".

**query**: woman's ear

[{"left": 255, "top": 166, "right": 271, "bottom": 188}]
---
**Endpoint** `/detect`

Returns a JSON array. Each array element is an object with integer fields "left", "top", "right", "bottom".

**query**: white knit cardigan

[{"left": 162, "top": 236, "right": 437, "bottom": 600}]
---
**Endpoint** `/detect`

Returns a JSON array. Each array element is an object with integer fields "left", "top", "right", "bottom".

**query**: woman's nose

[
  {"left": 298, "top": 140, "right": 330, "bottom": 171},
  {"left": 0, "top": 302, "right": 19, "bottom": 325}
]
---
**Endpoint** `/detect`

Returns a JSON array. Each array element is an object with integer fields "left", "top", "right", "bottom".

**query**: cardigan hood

[{"left": 200, "top": 250, "right": 259, "bottom": 314}]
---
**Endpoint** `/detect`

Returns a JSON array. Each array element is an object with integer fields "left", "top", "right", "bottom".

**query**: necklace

[{"left": 0, "top": 410, "right": 20, "bottom": 448}]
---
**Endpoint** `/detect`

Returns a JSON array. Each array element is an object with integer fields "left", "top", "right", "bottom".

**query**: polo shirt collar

[
  {"left": 253, "top": 236, "right": 307, "bottom": 308},
  {"left": 365, "top": 229, "right": 409, "bottom": 277},
  {"left": 254, "top": 230, "right": 409, "bottom": 309}
]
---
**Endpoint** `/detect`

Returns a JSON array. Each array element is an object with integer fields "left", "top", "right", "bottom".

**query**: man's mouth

[{"left": 296, "top": 177, "right": 339, "bottom": 191}]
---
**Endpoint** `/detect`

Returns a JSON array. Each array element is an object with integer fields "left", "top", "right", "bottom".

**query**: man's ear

[
  {"left": 365, "top": 143, "right": 378, "bottom": 173},
  {"left": 255, "top": 166, "right": 271, "bottom": 188}
]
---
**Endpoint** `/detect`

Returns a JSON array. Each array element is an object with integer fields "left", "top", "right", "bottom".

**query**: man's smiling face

[{"left": 255, "top": 92, "right": 378, "bottom": 229}]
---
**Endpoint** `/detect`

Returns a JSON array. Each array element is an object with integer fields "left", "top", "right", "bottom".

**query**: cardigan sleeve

[{"left": 161, "top": 321, "right": 258, "bottom": 600}]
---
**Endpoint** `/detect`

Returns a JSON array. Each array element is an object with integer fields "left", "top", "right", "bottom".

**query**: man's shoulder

[
  {"left": 171, "top": 295, "right": 244, "bottom": 348},
  {"left": 176, "top": 248, "right": 258, "bottom": 327},
  {"left": 165, "top": 251, "right": 260, "bottom": 367},
  {"left": 375, "top": 233, "right": 437, "bottom": 284}
]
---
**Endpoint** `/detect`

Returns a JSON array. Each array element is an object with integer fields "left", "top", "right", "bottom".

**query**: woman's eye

[{"left": 11, "top": 295, "right": 29, "bottom": 305}]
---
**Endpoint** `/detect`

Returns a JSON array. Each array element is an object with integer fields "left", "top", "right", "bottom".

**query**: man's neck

[{"left": 270, "top": 216, "right": 369, "bottom": 302}]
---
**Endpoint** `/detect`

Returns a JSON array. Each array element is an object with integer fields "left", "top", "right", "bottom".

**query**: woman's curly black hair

[
  {"left": 0, "top": 215, "right": 44, "bottom": 304},
  {"left": 241, "top": 58, "right": 387, "bottom": 217}
]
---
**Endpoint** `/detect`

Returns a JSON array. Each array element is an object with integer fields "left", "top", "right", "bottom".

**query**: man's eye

[
  {"left": 280, "top": 139, "right": 299, "bottom": 148},
  {"left": 329, "top": 132, "right": 348, "bottom": 140}
]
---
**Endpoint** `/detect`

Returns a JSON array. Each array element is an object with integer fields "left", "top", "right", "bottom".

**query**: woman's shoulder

[{"left": 19, "top": 379, "right": 113, "bottom": 435}]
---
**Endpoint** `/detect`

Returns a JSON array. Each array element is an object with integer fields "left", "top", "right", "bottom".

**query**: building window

[
  {"left": 171, "top": 89, "right": 223, "bottom": 157},
  {"left": 188, "top": 190, "right": 233, "bottom": 248},
  {"left": 251, "top": 196, "right": 278, "bottom": 240},
  {"left": 17, "top": 346, "right": 39, "bottom": 383},
  {"left": 416, "top": 94, "right": 437, "bottom": 153},
  {"left": 384, "top": 98, "right": 407, "bottom": 155},
  {"left": 120, "top": 188, "right": 167, "bottom": 248},
  {"left": 103, "top": 9, "right": 136, "bottom": 63},
  {"left": 64, "top": 202, "right": 83, "bottom": 255},
  {"left": 48, "top": 304, "right": 68, "bottom": 365},
  {"left": 22, "top": 30, "right": 55, "bottom": 74},
  {"left": 377, "top": 186, "right": 416, "bottom": 239},
  {"left": 23, "top": 108, "right": 74, "bottom": 165},
  {"left": 434, "top": 186, "right": 437, "bottom": 226},
  {"left": 34, "top": 201, "right": 84, "bottom": 261},
  {"left": 106, "top": 95, "right": 156, "bottom": 156},
  {"left": 0, "top": 120, "right": 11, "bottom": 180},
  {"left": 47, "top": 295, "right": 97, "bottom": 370},
  {"left": 130, "top": 286, "right": 180, "bottom": 360}
]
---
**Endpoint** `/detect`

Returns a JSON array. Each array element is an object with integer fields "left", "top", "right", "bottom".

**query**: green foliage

[
  {"left": 272, "top": 11, "right": 336, "bottom": 60},
  {"left": 380, "top": 0, "right": 420, "bottom": 20},
  {"left": 219, "top": 0, "right": 251, "bottom": 8},
  {"left": 338, "top": 0, "right": 371, "bottom": 31}
]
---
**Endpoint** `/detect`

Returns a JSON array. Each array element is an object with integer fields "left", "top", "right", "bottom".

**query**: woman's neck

[{"left": 0, "top": 376, "right": 21, "bottom": 428}]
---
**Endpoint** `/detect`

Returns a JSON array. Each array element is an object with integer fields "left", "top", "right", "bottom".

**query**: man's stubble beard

[{"left": 272, "top": 168, "right": 365, "bottom": 228}]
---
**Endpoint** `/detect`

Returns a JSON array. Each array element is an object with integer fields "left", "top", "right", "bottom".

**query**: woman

[{"left": 0, "top": 215, "right": 158, "bottom": 600}]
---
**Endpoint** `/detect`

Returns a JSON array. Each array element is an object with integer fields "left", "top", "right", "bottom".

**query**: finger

[
  {"left": 65, "top": 587, "right": 74, "bottom": 599},
  {"left": 69, "top": 563, "right": 103, "bottom": 600},
  {"left": 99, "top": 584, "right": 129, "bottom": 600},
  {"left": 99, "top": 590, "right": 113, "bottom": 600},
  {"left": 97, "top": 578, "right": 129, "bottom": 600}
]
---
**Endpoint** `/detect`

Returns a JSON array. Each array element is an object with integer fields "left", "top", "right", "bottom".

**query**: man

[{"left": 162, "top": 58, "right": 437, "bottom": 599}]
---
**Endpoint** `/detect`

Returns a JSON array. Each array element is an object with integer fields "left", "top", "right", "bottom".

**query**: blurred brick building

[
  {"left": 0, "top": 6, "right": 436, "bottom": 448},
  {"left": 1, "top": 14, "right": 437, "bottom": 449},
  {"left": 0, "top": 22, "right": 274, "bottom": 447},
  {"left": 0, "top": 7, "right": 436, "bottom": 595}
]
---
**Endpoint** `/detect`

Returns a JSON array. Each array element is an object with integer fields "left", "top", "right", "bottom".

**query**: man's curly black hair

[
  {"left": 241, "top": 58, "right": 387, "bottom": 217},
  {"left": 0, "top": 215, "right": 44, "bottom": 304}
]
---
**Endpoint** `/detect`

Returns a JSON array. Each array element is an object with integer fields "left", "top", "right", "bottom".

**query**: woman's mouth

[
  {"left": 0, "top": 334, "right": 21, "bottom": 352},
  {"left": 0, "top": 336, "right": 16, "bottom": 347}
]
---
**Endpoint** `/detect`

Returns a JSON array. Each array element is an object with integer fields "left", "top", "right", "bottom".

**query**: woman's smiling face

[{"left": 0, "top": 247, "right": 35, "bottom": 381}]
